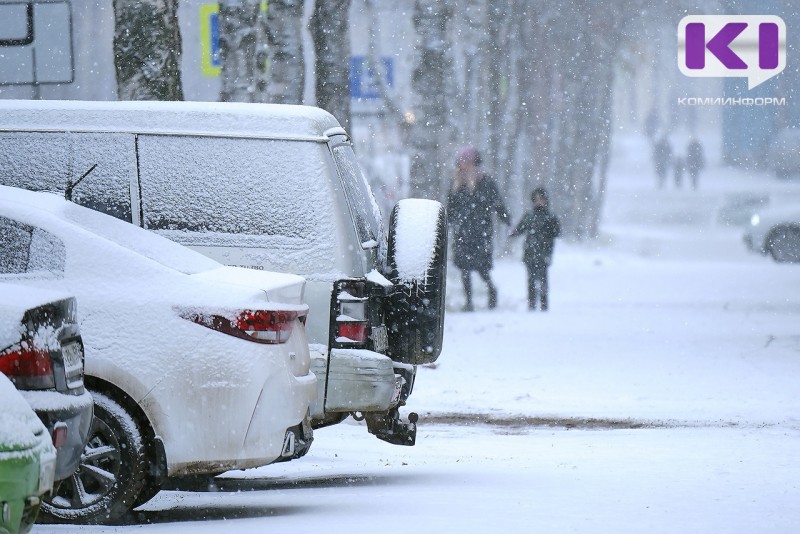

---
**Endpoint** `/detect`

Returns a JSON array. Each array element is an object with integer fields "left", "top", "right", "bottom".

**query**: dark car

[
  {"left": 0, "top": 284, "right": 93, "bottom": 496},
  {"left": 743, "top": 204, "right": 800, "bottom": 263}
]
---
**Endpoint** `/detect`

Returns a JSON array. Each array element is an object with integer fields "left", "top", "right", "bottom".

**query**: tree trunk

[
  {"left": 484, "top": 1, "right": 503, "bottom": 181},
  {"left": 112, "top": 0, "right": 183, "bottom": 101},
  {"left": 218, "top": 0, "right": 261, "bottom": 103},
  {"left": 309, "top": 0, "right": 352, "bottom": 131},
  {"left": 409, "top": 0, "right": 453, "bottom": 200},
  {"left": 264, "top": 0, "right": 305, "bottom": 104}
]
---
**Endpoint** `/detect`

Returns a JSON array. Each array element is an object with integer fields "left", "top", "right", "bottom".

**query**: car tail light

[
  {"left": 334, "top": 281, "right": 371, "bottom": 347},
  {"left": 182, "top": 309, "right": 305, "bottom": 344},
  {"left": 52, "top": 422, "right": 68, "bottom": 449},
  {"left": 337, "top": 321, "right": 368, "bottom": 342},
  {"left": 0, "top": 340, "right": 56, "bottom": 389}
]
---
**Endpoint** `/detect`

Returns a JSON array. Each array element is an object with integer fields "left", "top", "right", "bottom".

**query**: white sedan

[
  {"left": 743, "top": 204, "right": 800, "bottom": 263},
  {"left": 0, "top": 185, "right": 316, "bottom": 524}
]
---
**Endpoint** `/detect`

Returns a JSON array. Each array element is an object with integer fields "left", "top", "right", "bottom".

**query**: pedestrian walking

[
  {"left": 509, "top": 188, "right": 561, "bottom": 311},
  {"left": 686, "top": 138, "right": 705, "bottom": 190},
  {"left": 673, "top": 155, "right": 686, "bottom": 188},
  {"left": 447, "top": 145, "right": 510, "bottom": 311},
  {"left": 652, "top": 135, "right": 672, "bottom": 189}
]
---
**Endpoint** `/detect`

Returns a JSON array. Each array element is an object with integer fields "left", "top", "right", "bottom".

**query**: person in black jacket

[
  {"left": 686, "top": 138, "right": 705, "bottom": 190},
  {"left": 447, "top": 146, "right": 510, "bottom": 311},
  {"left": 652, "top": 135, "right": 672, "bottom": 189},
  {"left": 509, "top": 187, "right": 561, "bottom": 311}
]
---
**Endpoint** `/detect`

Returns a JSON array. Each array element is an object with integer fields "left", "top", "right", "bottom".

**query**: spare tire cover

[{"left": 384, "top": 199, "right": 447, "bottom": 365}]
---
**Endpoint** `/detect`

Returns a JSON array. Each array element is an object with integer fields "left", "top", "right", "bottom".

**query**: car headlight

[{"left": 750, "top": 214, "right": 760, "bottom": 226}]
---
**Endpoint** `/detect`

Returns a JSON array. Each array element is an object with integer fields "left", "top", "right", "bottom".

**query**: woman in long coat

[{"left": 447, "top": 146, "right": 510, "bottom": 311}]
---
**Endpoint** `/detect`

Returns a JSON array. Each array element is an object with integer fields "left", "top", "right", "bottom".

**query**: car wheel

[
  {"left": 131, "top": 476, "right": 162, "bottom": 509},
  {"left": 385, "top": 199, "right": 448, "bottom": 365},
  {"left": 38, "top": 391, "right": 146, "bottom": 524},
  {"left": 767, "top": 226, "right": 800, "bottom": 263}
]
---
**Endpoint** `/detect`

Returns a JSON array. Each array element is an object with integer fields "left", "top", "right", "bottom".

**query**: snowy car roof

[
  {"left": 0, "top": 100, "right": 345, "bottom": 141},
  {"left": 0, "top": 283, "right": 72, "bottom": 350}
]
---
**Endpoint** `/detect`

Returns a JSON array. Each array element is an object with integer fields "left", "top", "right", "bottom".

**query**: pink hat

[{"left": 456, "top": 145, "right": 479, "bottom": 165}]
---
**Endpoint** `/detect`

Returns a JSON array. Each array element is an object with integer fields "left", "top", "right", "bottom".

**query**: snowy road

[
  {"left": 40, "top": 423, "right": 800, "bottom": 534},
  {"left": 34, "top": 135, "right": 800, "bottom": 533}
]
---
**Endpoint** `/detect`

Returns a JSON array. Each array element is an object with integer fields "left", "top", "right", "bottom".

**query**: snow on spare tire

[{"left": 385, "top": 199, "right": 447, "bottom": 366}]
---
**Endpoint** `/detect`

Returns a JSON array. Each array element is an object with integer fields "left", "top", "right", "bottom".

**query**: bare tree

[
  {"left": 309, "top": 0, "right": 352, "bottom": 131},
  {"left": 409, "top": 0, "right": 454, "bottom": 200},
  {"left": 218, "top": 0, "right": 262, "bottom": 102},
  {"left": 112, "top": 0, "right": 183, "bottom": 100},
  {"left": 264, "top": 0, "right": 305, "bottom": 104}
]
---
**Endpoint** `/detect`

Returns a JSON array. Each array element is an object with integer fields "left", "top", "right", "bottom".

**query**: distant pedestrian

[
  {"left": 447, "top": 145, "right": 510, "bottom": 311},
  {"left": 652, "top": 135, "right": 672, "bottom": 189},
  {"left": 644, "top": 108, "right": 660, "bottom": 141},
  {"left": 509, "top": 187, "right": 561, "bottom": 311},
  {"left": 673, "top": 155, "right": 686, "bottom": 188},
  {"left": 686, "top": 138, "right": 705, "bottom": 190}
]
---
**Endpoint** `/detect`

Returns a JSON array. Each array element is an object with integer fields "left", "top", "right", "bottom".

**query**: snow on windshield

[
  {"left": 137, "top": 135, "right": 338, "bottom": 274},
  {"left": 0, "top": 131, "right": 135, "bottom": 222}
]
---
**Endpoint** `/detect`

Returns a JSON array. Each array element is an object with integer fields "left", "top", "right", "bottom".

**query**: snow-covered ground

[{"left": 35, "top": 133, "right": 800, "bottom": 533}]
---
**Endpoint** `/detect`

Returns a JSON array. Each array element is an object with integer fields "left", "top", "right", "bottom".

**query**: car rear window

[
  {"left": 136, "top": 135, "right": 339, "bottom": 272},
  {"left": 0, "top": 216, "right": 65, "bottom": 277},
  {"left": 0, "top": 132, "right": 135, "bottom": 222}
]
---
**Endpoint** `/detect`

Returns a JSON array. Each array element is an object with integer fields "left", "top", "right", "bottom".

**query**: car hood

[
  {"left": 189, "top": 266, "right": 306, "bottom": 307},
  {"left": 0, "top": 376, "right": 48, "bottom": 453}
]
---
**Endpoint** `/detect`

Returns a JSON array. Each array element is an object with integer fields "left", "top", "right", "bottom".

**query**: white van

[{"left": 0, "top": 100, "right": 447, "bottom": 446}]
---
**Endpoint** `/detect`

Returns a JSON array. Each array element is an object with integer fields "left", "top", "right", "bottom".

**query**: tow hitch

[{"left": 365, "top": 408, "right": 418, "bottom": 446}]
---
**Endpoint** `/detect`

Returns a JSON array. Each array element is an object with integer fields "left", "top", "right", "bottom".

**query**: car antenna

[{"left": 65, "top": 163, "right": 97, "bottom": 201}]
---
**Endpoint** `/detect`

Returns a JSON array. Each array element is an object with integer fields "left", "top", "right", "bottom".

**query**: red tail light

[
  {"left": 182, "top": 309, "right": 305, "bottom": 344},
  {"left": 337, "top": 322, "right": 368, "bottom": 343},
  {"left": 334, "top": 282, "right": 370, "bottom": 346},
  {"left": 52, "top": 423, "right": 68, "bottom": 449},
  {"left": 0, "top": 341, "right": 56, "bottom": 389}
]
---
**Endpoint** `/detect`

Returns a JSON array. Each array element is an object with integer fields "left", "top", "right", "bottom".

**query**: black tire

[
  {"left": 385, "top": 199, "right": 447, "bottom": 365},
  {"left": 131, "top": 476, "right": 162, "bottom": 509},
  {"left": 767, "top": 225, "right": 800, "bottom": 263},
  {"left": 38, "top": 391, "right": 147, "bottom": 524}
]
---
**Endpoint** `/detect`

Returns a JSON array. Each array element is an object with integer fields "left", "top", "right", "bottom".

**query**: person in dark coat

[
  {"left": 447, "top": 146, "right": 510, "bottom": 311},
  {"left": 686, "top": 138, "right": 705, "bottom": 190},
  {"left": 652, "top": 135, "right": 672, "bottom": 189},
  {"left": 673, "top": 155, "right": 686, "bottom": 188},
  {"left": 509, "top": 187, "right": 561, "bottom": 311}
]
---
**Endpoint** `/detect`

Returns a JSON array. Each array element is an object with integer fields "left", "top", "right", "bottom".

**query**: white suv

[{"left": 0, "top": 100, "right": 447, "bottom": 446}]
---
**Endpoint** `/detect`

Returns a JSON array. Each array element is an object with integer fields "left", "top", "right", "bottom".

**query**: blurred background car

[
  {"left": 0, "top": 284, "right": 93, "bottom": 494},
  {"left": 0, "top": 185, "right": 316, "bottom": 524},
  {"left": 0, "top": 374, "right": 57, "bottom": 534},
  {"left": 743, "top": 204, "right": 800, "bottom": 263},
  {"left": 768, "top": 128, "right": 800, "bottom": 179}
]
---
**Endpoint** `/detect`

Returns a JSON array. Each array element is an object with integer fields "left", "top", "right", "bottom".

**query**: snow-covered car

[
  {"left": 743, "top": 204, "right": 800, "bottom": 263},
  {"left": 0, "top": 373, "right": 57, "bottom": 534},
  {"left": 0, "top": 100, "right": 447, "bottom": 446},
  {"left": 0, "top": 284, "right": 93, "bottom": 494},
  {"left": 0, "top": 185, "right": 317, "bottom": 524}
]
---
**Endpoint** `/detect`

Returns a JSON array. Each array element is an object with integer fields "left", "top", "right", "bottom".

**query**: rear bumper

[
  {"left": 309, "top": 348, "right": 403, "bottom": 420},
  {"left": 21, "top": 390, "right": 93, "bottom": 481}
]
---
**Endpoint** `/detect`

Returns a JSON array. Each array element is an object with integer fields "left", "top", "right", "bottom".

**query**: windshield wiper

[{"left": 65, "top": 163, "right": 98, "bottom": 201}]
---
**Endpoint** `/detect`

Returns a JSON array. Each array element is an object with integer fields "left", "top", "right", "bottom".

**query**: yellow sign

[{"left": 200, "top": 2, "right": 268, "bottom": 77}]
